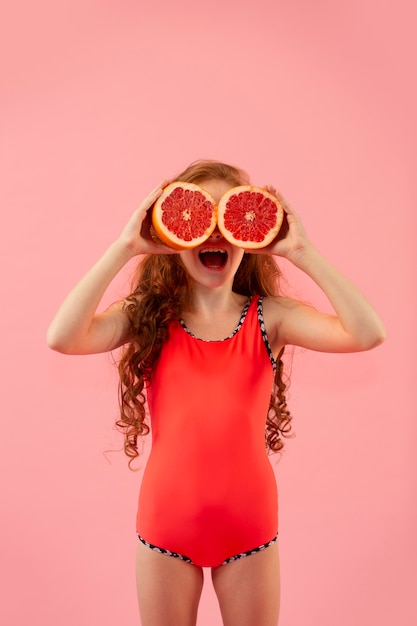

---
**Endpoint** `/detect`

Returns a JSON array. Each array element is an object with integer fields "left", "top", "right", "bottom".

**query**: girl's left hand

[{"left": 255, "top": 186, "right": 312, "bottom": 264}]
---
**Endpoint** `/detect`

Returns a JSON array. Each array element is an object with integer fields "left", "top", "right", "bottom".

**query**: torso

[{"left": 136, "top": 296, "right": 279, "bottom": 567}]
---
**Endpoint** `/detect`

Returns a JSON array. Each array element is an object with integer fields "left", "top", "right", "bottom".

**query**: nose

[{"left": 208, "top": 227, "right": 222, "bottom": 240}]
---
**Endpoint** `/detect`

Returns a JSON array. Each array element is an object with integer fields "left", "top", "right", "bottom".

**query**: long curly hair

[{"left": 116, "top": 160, "right": 294, "bottom": 467}]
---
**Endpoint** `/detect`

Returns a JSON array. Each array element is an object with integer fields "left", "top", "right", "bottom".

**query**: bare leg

[
  {"left": 135, "top": 540, "right": 204, "bottom": 626},
  {"left": 211, "top": 543, "right": 280, "bottom": 626}
]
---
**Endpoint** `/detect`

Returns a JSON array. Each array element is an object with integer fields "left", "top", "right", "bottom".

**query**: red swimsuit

[{"left": 136, "top": 296, "right": 278, "bottom": 567}]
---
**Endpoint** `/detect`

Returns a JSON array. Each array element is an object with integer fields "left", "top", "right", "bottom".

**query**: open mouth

[{"left": 198, "top": 248, "right": 228, "bottom": 269}]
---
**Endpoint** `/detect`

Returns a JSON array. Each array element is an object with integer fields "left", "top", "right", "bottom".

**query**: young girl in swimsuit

[{"left": 47, "top": 160, "right": 386, "bottom": 626}]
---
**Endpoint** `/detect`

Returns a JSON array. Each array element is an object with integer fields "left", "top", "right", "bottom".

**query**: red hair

[{"left": 116, "top": 160, "right": 294, "bottom": 467}]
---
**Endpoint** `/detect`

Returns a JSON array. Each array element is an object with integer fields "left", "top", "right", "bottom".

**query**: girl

[{"left": 47, "top": 160, "right": 386, "bottom": 626}]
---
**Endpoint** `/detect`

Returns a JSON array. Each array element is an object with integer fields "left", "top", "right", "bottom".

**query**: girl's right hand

[
  {"left": 117, "top": 182, "right": 178, "bottom": 256},
  {"left": 47, "top": 181, "right": 180, "bottom": 355}
]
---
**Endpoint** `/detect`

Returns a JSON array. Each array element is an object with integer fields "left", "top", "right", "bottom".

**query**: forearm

[
  {"left": 290, "top": 243, "right": 386, "bottom": 348},
  {"left": 47, "top": 240, "right": 135, "bottom": 353}
]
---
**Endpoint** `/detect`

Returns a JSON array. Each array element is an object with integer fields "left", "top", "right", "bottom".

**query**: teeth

[{"left": 199, "top": 248, "right": 227, "bottom": 254}]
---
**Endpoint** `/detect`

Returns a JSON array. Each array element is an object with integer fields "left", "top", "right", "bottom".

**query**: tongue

[{"left": 201, "top": 252, "right": 225, "bottom": 268}]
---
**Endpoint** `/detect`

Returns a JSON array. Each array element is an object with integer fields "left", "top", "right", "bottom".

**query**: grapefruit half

[
  {"left": 152, "top": 182, "right": 217, "bottom": 250},
  {"left": 217, "top": 186, "right": 284, "bottom": 249}
]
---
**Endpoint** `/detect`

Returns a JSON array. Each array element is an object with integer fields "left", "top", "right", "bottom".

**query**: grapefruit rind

[
  {"left": 152, "top": 182, "right": 217, "bottom": 250},
  {"left": 217, "top": 185, "right": 284, "bottom": 249}
]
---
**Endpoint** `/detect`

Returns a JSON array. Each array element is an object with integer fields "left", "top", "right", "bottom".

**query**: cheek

[
  {"left": 232, "top": 250, "right": 245, "bottom": 270},
  {"left": 179, "top": 251, "right": 198, "bottom": 273}
]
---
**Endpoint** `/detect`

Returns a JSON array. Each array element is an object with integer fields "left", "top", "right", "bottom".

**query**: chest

[
  {"left": 147, "top": 320, "right": 275, "bottom": 438},
  {"left": 180, "top": 308, "right": 247, "bottom": 342}
]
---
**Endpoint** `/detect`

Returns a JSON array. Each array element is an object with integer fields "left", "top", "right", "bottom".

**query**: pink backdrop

[{"left": 1, "top": 1, "right": 415, "bottom": 624}]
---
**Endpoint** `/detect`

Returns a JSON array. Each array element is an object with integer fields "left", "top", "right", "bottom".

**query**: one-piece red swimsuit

[{"left": 136, "top": 296, "right": 278, "bottom": 567}]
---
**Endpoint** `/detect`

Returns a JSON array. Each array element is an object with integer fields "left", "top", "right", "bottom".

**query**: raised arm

[
  {"left": 261, "top": 190, "right": 386, "bottom": 354},
  {"left": 47, "top": 182, "right": 175, "bottom": 355}
]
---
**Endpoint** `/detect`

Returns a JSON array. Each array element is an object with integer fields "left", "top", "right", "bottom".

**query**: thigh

[
  {"left": 135, "top": 539, "right": 204, "bottom": 626},
  {"left": 211, "top": 542, "right": 280, "bottom": 626}
]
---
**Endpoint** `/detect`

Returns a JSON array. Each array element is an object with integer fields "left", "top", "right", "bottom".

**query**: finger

[
  {"left": 149, "top": 183, "right": 165, "bottom": 200},
  {"left": 262, "top": 185, "right": 290, "bottom": 208},
  {"left": 145, "top": 242, "right": 180, "bottom": 255},
  {"left": 275, "top": 192, "right": 297, "bottom": 216},
  {"left": 263, "top": 184, "right": 278, "bottom": 196},
  {"left": 277, "top": 212, "right": 290, "bottom": 239},
  {"left": 263, "top": 185, "right": 292, "bottom": 214},
  {"left": 139, "top": 183, "right": 166, "bottom": 215}
]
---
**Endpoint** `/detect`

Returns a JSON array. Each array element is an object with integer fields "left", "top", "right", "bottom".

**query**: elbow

[
  {"left": 46, "top": 335, "right": 66, "bottom": 354},
  {"left": 46, "top": 326, "right": 75, "bottom": 354},
  {"left": 372, "top": 319, "right": 387, "bottom": 348},
  {"left": 46, "top": 326, "right": 59, "bottom": 351},
  {"left": 361, "top": 324, "right": 387, "bottom": 351}
]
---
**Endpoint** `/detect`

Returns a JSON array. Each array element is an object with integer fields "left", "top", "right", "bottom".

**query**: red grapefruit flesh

[
  {"left": 152, "top": 182, "right": 217, "bottom": 250},
  {"left": 217, "top": 186, "right": 284, "bottom": 249}
]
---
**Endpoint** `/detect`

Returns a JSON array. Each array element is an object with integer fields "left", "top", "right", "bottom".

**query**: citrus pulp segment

[
  {"left": 217, "top": 186, "right": 284, "bottom": 249},
  {"left": 152, "top": 182, "right": 217, "bottom": 249}
]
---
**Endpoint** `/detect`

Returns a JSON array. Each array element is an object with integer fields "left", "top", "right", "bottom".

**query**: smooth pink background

[{"left": 1, "top": 1, "right": 415, "bottom": 624}]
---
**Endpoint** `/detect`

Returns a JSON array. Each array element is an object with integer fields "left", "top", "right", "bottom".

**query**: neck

[{"left": 186, "top": 284, "right": 245, "bottom": 315}]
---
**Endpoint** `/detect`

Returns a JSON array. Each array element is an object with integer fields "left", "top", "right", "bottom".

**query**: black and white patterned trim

[
  {"left": 137, "top": 535, "right": 193, "bottom": 564},
  {"left": 179, "top": 297, "right": 251, "bottom": 342},
  {"left": 257, "top": 297, "right": 277, "bottom": 371},
  {"left": 221, "top": 534, "right": 278, "bottom": 565},
  {"left": 137, "top": 532, "right": 278, "bottom": 566}
]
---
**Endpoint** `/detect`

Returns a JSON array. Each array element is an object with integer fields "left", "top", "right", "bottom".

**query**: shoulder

[
  {"left": 260, "top": 296, "right": 293, "bottom": 356},
  {"left": 261, "top": 295, "right": 314, "bottom": 355},
  {"left": 93, "top": 300, "right": 133, "bottom": 351},
  {"left": 261, "top": 295, "right": 302, "bottom": 324}
]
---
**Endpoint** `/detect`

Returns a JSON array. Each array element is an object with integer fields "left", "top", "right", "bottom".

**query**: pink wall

[{"left": 1, "top": 1, "right": 415, "bottom": 624}]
